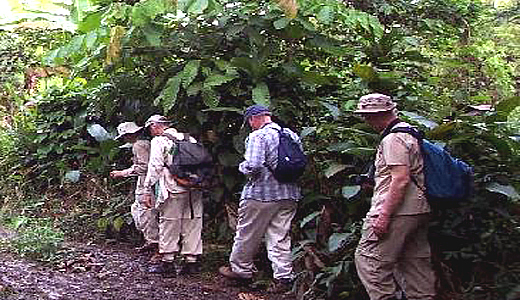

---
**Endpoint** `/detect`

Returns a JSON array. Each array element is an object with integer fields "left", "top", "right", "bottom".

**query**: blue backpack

[
  {"left": 269, "top": 127, "right": 307, "bottom": 183},
  {"left": 388, "top": 127, "right": 473, "bottom": 202}
]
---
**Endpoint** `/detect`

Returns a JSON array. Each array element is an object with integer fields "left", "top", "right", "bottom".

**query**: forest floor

[{"left": 0, "top": 228, "right": 296, "bottom": 300}]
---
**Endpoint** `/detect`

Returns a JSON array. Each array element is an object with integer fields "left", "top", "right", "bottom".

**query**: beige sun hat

[
  {"left": 354, "top": 93, "right": 397, "bottom": 113},
  {"left": 115, "top": 122, "right": 143, "bottom": 140},
  {"left": 144, "top": 115, "right": 171, "bottom": 128}
]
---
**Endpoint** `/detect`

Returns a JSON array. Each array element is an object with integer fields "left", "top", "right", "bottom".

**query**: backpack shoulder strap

[
  {"left": 389, "top": 126, "right": 424, "bottom": 142},
  {"left": 162, "top": 132, "right": 178, "bottom": 142},
  {"left": 385, "top": 126, "right": 427, "bottom": 193}
]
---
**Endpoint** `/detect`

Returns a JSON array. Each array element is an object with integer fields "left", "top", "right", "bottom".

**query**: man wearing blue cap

[{"left": 219, "top": 105, "right": 302, "bottom": 293}]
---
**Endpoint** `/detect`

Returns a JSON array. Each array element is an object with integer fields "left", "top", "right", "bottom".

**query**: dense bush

[{"left": 0, "top": 0, "right": 519, "bottom": 299}]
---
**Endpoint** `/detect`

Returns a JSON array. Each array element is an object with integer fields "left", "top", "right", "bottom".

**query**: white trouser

[
  {"left": 230, "top": 199, "right": 297, "bottom": 280},
  {"left": 131, "top": 195, "right": 159, "bottom": 244},
  {"left": 157, "top": 190, "right": 203, "bottom": 262}
]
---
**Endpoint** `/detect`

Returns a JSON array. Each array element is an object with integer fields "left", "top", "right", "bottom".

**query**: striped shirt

[{"left": 239, "top": 122, "right": 302, "bottom": 202}]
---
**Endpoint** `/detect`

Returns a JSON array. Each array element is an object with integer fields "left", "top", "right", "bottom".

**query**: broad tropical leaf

[{"left": 252, "top": 82, "right": 270, "bottom": 107}]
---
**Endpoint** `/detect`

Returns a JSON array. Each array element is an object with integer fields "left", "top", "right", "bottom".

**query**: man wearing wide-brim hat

[
  {"left": 353, "top": 94, "right": 435, "bottom": 300},
  {"left": 111, "top": 122, "right": 160, "bottom": 256},
  {"left": 141, "top": 115, "right": 203, "bottom": 276}
]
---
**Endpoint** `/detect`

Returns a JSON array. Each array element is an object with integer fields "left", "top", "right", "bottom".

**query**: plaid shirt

[{"left": 239, "top": 122, "right": 302, "bottom": 201}]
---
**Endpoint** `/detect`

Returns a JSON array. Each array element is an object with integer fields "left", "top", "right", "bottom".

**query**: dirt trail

[{"left": 0, "top": 240, "right": 295, "bottom": 300}]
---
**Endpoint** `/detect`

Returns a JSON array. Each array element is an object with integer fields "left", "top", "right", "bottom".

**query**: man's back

[
  {"left": 239, "top": 122, "right": 301, "bottom": 202},
  {"left": 368, "top": 122, "right": 430, "bottom": 217}
]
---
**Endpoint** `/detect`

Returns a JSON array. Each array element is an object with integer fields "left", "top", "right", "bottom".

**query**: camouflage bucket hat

[{"left": 354, "top": 93, "right": 397, "bottom": 114}]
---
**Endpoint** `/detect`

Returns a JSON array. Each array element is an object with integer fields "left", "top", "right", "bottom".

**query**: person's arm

[
  {"left": 142, "top": 138, "right": 166, "bottom": 207},
  {"left": 132, "top": 141, "right": 150, "bottom": 175},
  {"left": 110, "top": 141, "right": 150, "bottom": 178},
  {"left": 238, "top": 133, "right": 266, "bottom": 177},
  {"left": 372, "top": 165, "right": 410, "bottom": 237},
  {"left": 372, "top": 133, "right": 413, "bottom": 237}
]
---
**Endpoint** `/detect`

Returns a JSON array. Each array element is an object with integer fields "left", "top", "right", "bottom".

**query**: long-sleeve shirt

[
  {"left": 143, "top": 128, "right": 197, "bottom": 199},
  {"left": 239, "top": 122, "right": 302, "bottom": 202},
  {"left": 119, "top": 139, "right": 150, "bottom": 195}
]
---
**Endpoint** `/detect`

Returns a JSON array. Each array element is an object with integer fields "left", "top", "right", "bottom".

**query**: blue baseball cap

[
  {"left": 242, "top": 105, "right": 271, "bottom": 128},
  {"left": 243, "top": 105, "right": 271, "bottom": 121}
]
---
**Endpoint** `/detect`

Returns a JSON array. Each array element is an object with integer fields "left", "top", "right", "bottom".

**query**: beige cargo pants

[
  {"left": 355, "top": 214, "right": 435, "bottom": 300},
  {"left": 158, "top": 190, "right": 203, "bottom": 263},
  {"left": 229, "top": 199, "right": 297, "bottom": 280}
]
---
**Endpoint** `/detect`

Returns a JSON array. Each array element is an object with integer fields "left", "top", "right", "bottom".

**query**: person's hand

[
  {"left": 110, "top": 170, "right": 123, "bottom": 178},
  {"left": 372, "top": 213, "right": 391, "bottom": 237},
  {"left": 142, "top": 194, "right": 152, "bottom": 209}
]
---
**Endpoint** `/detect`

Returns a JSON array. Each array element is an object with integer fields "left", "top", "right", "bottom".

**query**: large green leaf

[
  {"left": 85, "top": 30, "right": 98, "bottom": 50},
  {"left": 327, "top": 142, "right": 355, "bottom": 152},
  {"left": 202, "top": 87, "right": 220, "bottom": 108},
  {"left": 300, "top": 211, "right": 321, "bottom": 228},
  {"left": 142, "top": 24, "right": 163, "bottom": 46},
  {"left": 317, "top": 6, "right": 335, "bottom": 25},
  {"left": 324, "top": 162, "right": 348, "bottom": 178},
  {"left": 69, "top": 35, "right": 85, "bottom": 53},
  {"left": 342, "top": 185, "right": 361, "bottom": 200},
  {"left": 273, "top": 17, "right": 290, "bottom": 29},
  {"left": 204, "top": 74, "right": 236, "bottom": 88},
  {"left": 496, "top": 97, "right": 520, "bottom": 120},
  {"left": 186, "top": 82, "right": 202, "bottom": 96},
  {"left": 132, "top": 0, "right": 173, "bottom": 27},
  {"left": 181, "top": 60, "right": 200, "bottom": 88},
  {"left": 77, "top": 11, "right": 102, "bottom": 33},
  {"left": 344, "top": 147, "right": 375, "bottom": 158},
  {"left": 252, "top": 82, "right": 270, "bottom": 107},
  {"left": 486, "top": 182, "right": 520, "bottom": 201},
  {"left": 353, "top": 64, "right": 377, "bottom": 81},
  {"left": 112, "top": 216, "right": 125, "bottom": 232},
  {"left": 401, "top": 111, "right": 439, "bottom": 130},
  {"left": 181, "top": 0, "right": 209, "bottom": 14},
  {"left": 155, "top": 75, "right": 181, "bottom": 112},
  {"left": 328, "top": 232, "right": 352, "bottom": 253},
  {"left": 231, "top": 57, "right": 266, "bottom": 78}
]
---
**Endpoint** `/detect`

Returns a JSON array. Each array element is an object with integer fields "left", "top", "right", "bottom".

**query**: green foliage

[
  {"left": 0, "top": 217, "right": 64, "bottom": 262},
  {"left": 0, "top": 0, "right": 519, "bottom": 299}
]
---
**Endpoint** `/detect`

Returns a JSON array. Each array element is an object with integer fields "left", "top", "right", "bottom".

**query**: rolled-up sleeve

[
  {"left": 132, "top": 141, "right": 150, "bottom": 175},
  {"left": 143, "top": 137, "right": 166, "bottom": 195}
]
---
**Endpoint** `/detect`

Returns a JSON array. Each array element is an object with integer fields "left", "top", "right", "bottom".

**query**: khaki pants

[
  {"left": 355, "top": 214, "right": 435, "bottom": 300},
  {"left": 157, "top": 190, "right": 203, "bottom": 262},
  {"left": 230, "top": 199, "right": 297, "bottom": 280},
  {"left": 131, "top": 195, "right": 159, "bottom": 244}
]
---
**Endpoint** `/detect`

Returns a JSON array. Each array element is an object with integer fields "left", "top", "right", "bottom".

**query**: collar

[{"left": 380, "top": 118, "right": 402, "bottom": 138}]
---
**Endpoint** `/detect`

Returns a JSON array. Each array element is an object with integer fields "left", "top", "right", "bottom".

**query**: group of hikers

[{"left": 111, "top": 93, "right": 437, "bottom": 299}]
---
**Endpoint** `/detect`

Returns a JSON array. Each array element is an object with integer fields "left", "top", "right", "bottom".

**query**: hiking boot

[
  {"left": 148, "top": 261, "right": 176, "bottom": 277},
  {"left": 177, "top": 262, "right": 202, "bottom": 275},
  {"left": 136, "top": 242, "right": 159, "bottom": 253},
  {"left": 267, "top": 278, "right": 293, "bottom": 294},
  {"left": 218, "top": 266, "right": 252, "bottom": 285}
]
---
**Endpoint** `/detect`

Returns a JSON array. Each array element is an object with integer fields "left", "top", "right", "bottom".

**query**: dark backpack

[
  {"left": 163, "top": 133, "right": 213, "bottom": 188},
  {"left": 386, "top": 127, "right": 473, "bottom": 202},
  {"left": 269, "top": 127, "right": 307, "bottom": 183}
]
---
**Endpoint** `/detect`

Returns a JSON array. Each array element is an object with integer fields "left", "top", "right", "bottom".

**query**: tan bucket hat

[
  {"left": 115, "top": 122, "right": 143, "bottom": 140},
  {"left": 354, "top": 93, "right": 397, "bottom": 113}
]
